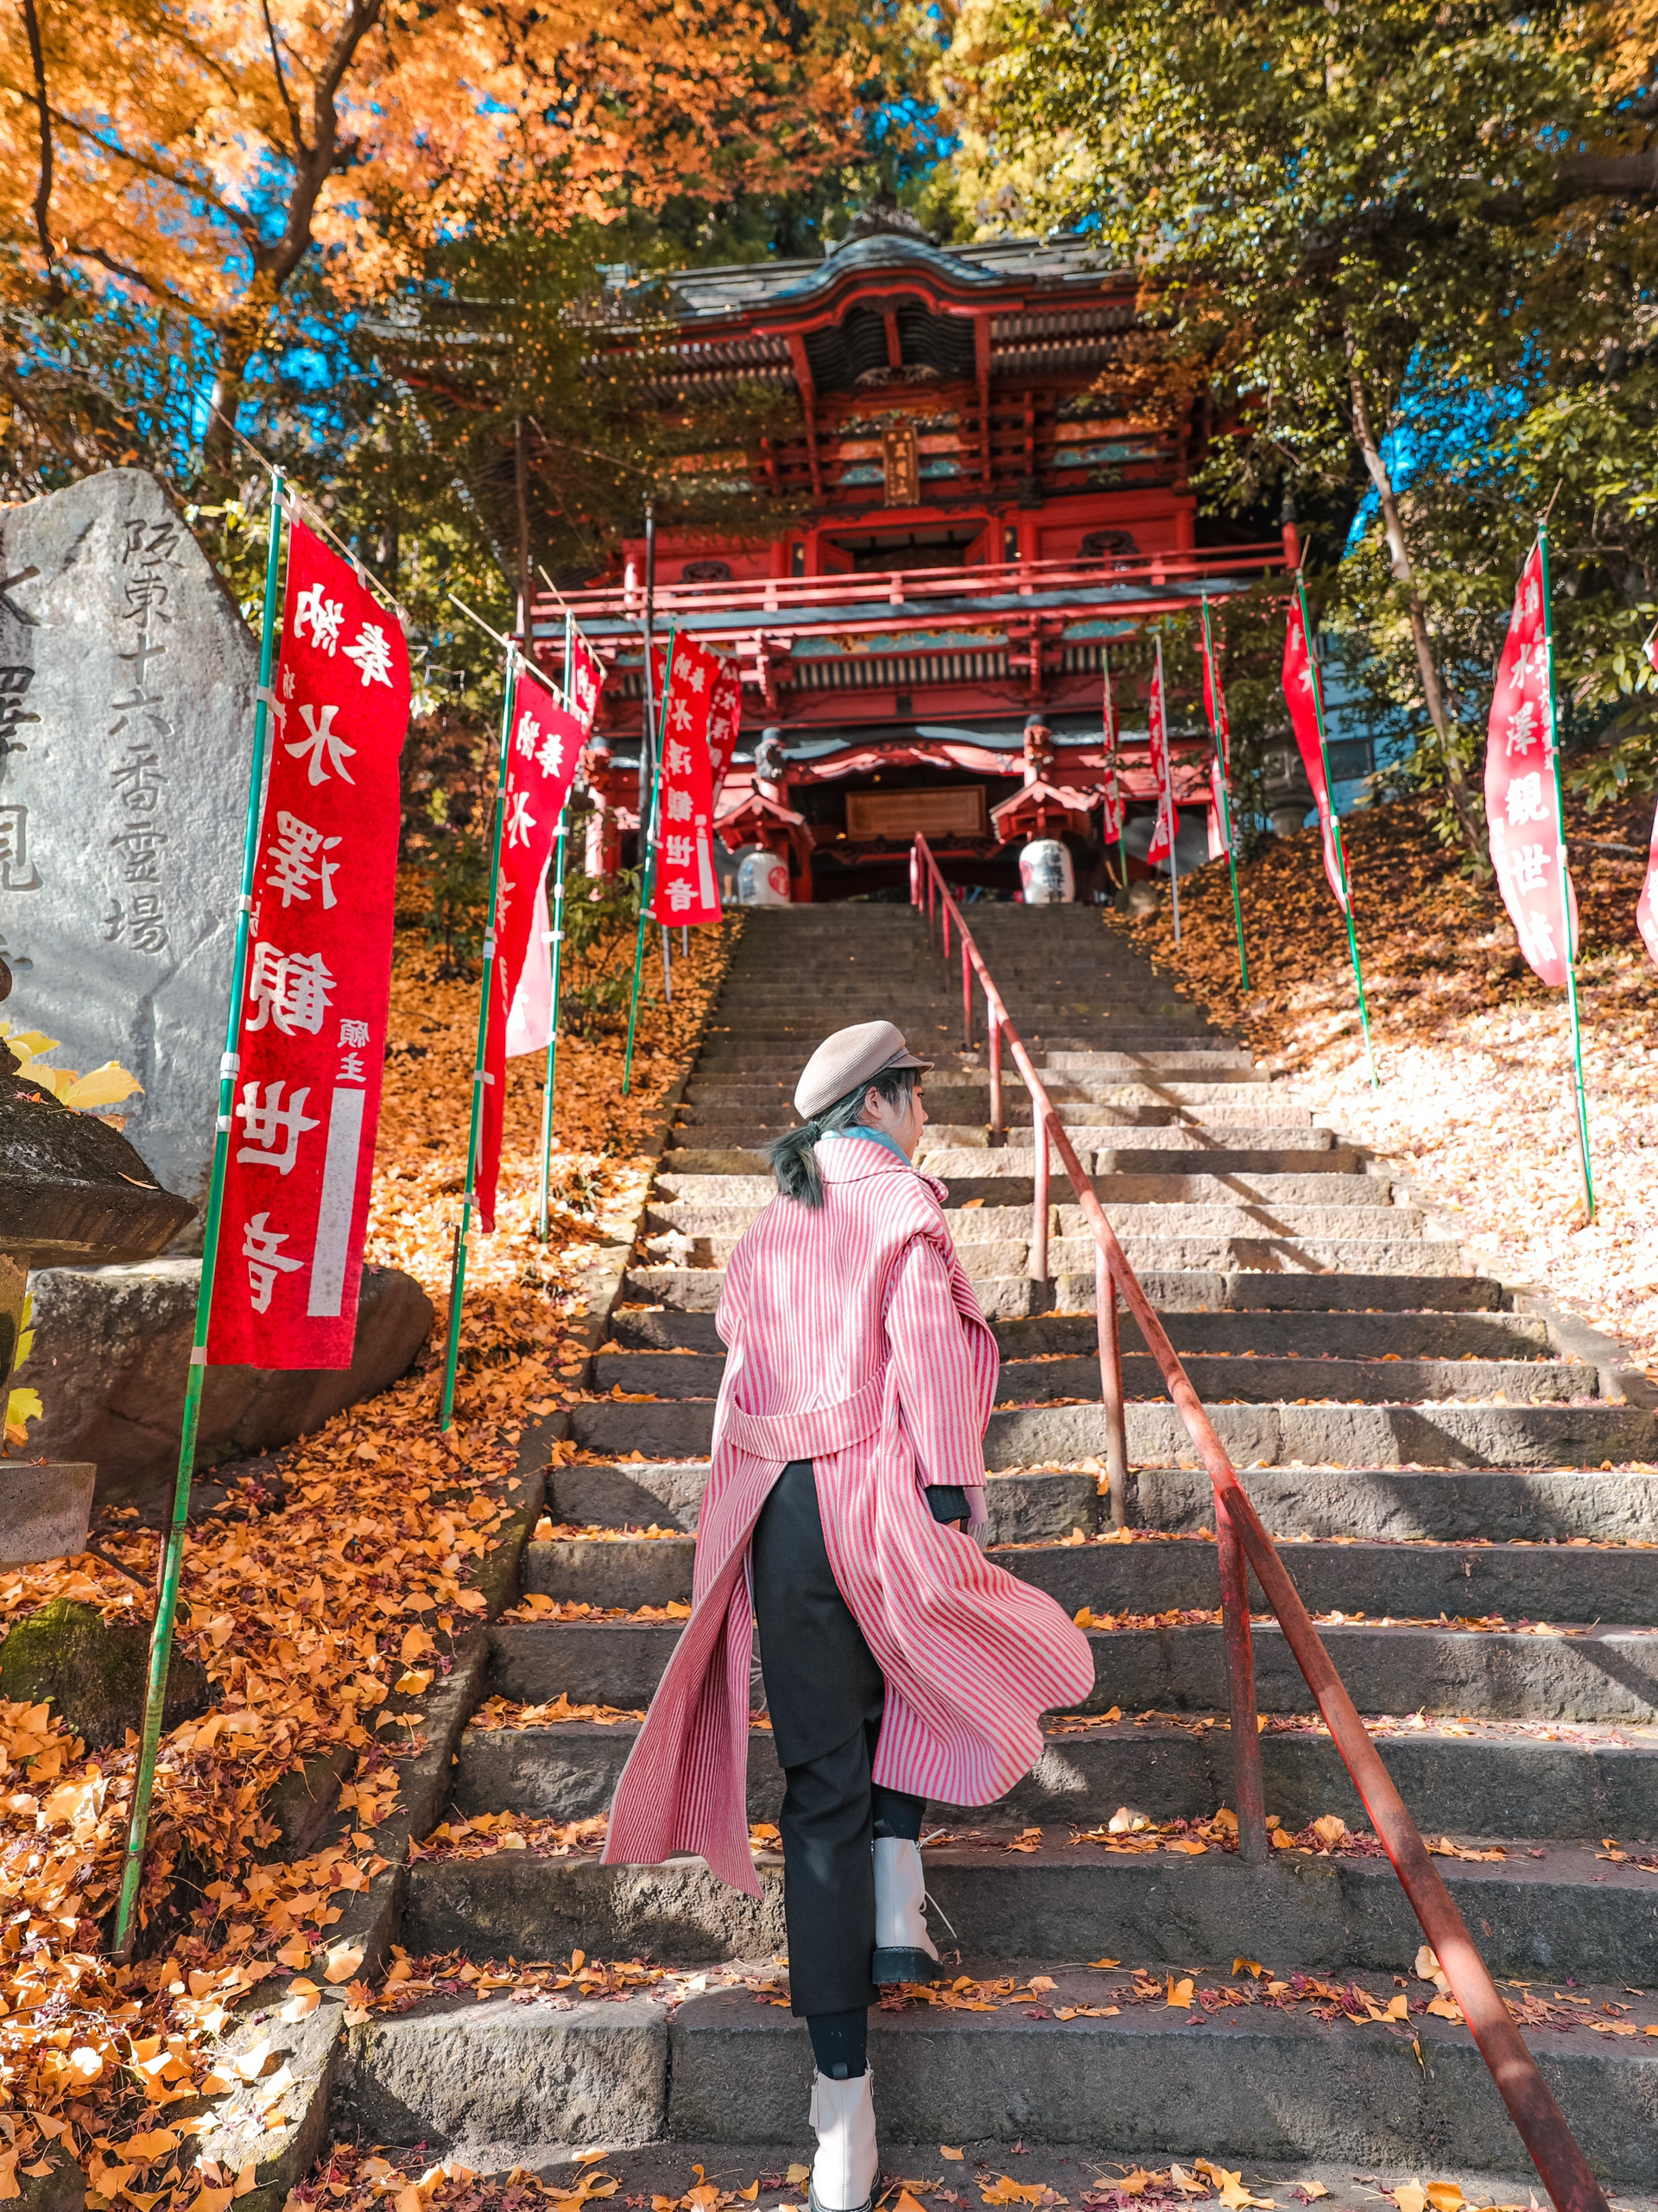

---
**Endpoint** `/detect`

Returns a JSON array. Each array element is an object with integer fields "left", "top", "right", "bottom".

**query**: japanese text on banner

[
  {"left": 1146, "top": 642, "right": 1176, "bottom": 865},
  {"left": 650, "top": 637, "right": 724, "bottom": 926},
  {"left": 1281, "top": 604, "right": 1348, "bottom": 912},
  {"left": 478, "top": 661, "right": 585, "bottom": 1231},
  {"left": 1641, "top": 628, "right": 1658, "bottom": 972},
  {"left": 1484, "top": 544, "right": 1576, "bottom": 987},
  {"left": 208, "top": 519, "right": 408, "bottom": 1369}
]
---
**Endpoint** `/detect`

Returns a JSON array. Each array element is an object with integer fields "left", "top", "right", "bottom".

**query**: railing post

[
  {"left": 910, "top": 844, "right": 919, "bottom": 909},
  {"left": 989, "top": 1015, "right": 1003, "bottom": 1137},
  {"left": 961, "top": 938, "right": 971, "bottom": 1049},
  {"left": 1030, "top": 1105, "right": 1049, "bottom": 1286},
  {"left": 1094, "top": 1240, "right": 1129, "bottom": 1531},
  {"left": 942, "top": 894, "right": 951, "bottom": 961},
  {"left": 1215, "top": 1494, "right": 1269, "bottom": 1863}
]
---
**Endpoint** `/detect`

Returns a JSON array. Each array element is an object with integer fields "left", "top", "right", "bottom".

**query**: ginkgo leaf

[
  {"left": 59, "top": 1060, "right": 145, "bottom": 1109},
  {"left": 1395, "top": 2185, "right": 1427, "bottom": 2212},
  {"left": 1425, "top": 2185, "right": 1465, "bottom": 2212}
]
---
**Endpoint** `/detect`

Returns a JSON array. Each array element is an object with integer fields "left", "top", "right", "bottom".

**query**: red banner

[
  {"left": 1100, "top": 650, "right": 1124, "bottom": 843},
  {"left": 708, "top": 655, "right": 743, "bottom": 805},
  {"left": 567, "top": 631, "right": 604, "bottom": 737},
  {"left": 1484, "top": 545, "right": 1576, "bottom": 986},
  {"left": 650, "top": 637, "right": 722, "bottom": 925},
  {"left": 208, "top": 519, "right": 408, "bottom": 1368},
  {"left": 478, "top": 662, "right": 585, "bottom": 1231},
  {"left": 1146, "top": 639, "right": 1176, "bottom": 865},
  {"left": 1282, "top": 599, "right": 1348, "bottom": 912},
  {"left": 1639, "top": 628, "right": 1658, "bottom": 971}
]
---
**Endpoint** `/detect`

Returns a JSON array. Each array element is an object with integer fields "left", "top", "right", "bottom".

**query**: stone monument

[{"left": 0, "top": 467, "right": 257, "bottom": 1210}]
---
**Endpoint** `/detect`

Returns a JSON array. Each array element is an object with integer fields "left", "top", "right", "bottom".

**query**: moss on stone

[{"left": 0, "top": 1596, "right": 209, "bottom": 1748}]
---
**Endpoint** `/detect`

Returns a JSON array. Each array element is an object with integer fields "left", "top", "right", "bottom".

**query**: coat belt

[{"left": 721, "top": 1374, "right": 886, "bottom": 1465}]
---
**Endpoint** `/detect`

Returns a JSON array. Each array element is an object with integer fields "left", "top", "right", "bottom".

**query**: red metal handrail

[{"left": 910, "top": 833, "right": 1606, "bottom": 2212}]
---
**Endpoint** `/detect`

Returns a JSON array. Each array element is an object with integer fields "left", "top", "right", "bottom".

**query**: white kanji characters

[
  {"left": 1522, "top": 578, "right": 1541, "bottom": 620},
  {"left": 235, "top": 1081, "right": 320, "bottom": 1174},
  {"left": 665, "top": 740, "right": 692, "bottom": 776},
  {"left": 506, "top": 789, "right": 537, "bottom": 848},
  {"left": 337, "top": 1050, "right": 366, "bottom": 1081},
  {"left": 664, "top": 879, "right": 696, "bottom": 913},
  {"left": 246, "top": 942, "right": 337, "bottom": 1036},
  {"left": 668, "top": 695, "right": 692, "bottom": 732},
  {"left": 1505, "top": 700, "right": 1541, "bottom": 756},
  {"left": 515, "top": 708, "right": 541, "bottom": 761},
  {"left": 664, "top": 788, "right": 693, "bottom": 823},
  {"left": 242, "top": 1211, "right": 303, "bottom": 1310},
  {"left": 1505, "top": 772, "right": 1549, "bottom": 828},
  {"left": 536, "top": 724, "right": 565, "bottom": 779},
  {"left": 288, "top": 702, "right": 357, "bottom": 785},
  {"left": 344, "top": 620, "right": 395, "bottom": 688},
  {"left": 267, "top": 810, "right": 341, "bottom": 909},
  {"left": 1520, "top": 909, "right": 1559, "bottom": 968},
  {"left": 1510, "top": 840, "right": 1552, "bottom": 895},
  {"left": 339, "top": 1019, "right": 370, "bottom": 1047},
  {"left": 294, "top": 582, "right": 345, "bottom": 655},
  {"left": 665, "top": 833, "right": 694, "bottom": 867},
  {"left": 683, "top": 660, "right": 707, "bottom": 693}
]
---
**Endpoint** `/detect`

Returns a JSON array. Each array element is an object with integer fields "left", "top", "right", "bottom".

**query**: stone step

[
  {"left": 641, "top": 1239, "right": 1467, "bottom": 1291},
  {"left": 621, "top": 1268, "right": 1503, "bottom": 1315},
  {"left": 452, "top": 1710, "right": 1658, "bottom": 1839},
  {"left": 592, "top": 1348, "right": 1593, "bottom": 1408},
  {"left": 336, "top": 1966, "right": 1658, "bottom": 2173},
  {"left": 566, "top": 1393, "right": 1658, "bottom": 1469},
  {"left": 525, "top": 1530, "right": 1658, "bottom": 1623},
  {"left": 693, "top": 1049, "right": 1261, "bottom": 1074},
  {"left": 675, "top": 1106, "right": 1319, "bottom": 1133},
  {"left": 661, "top": 1145, "right": 1362, "bottom": 1178},
  {"left": 684, "top": 1081, "right": 1291, "bottom": 1108},
  {"left": 546, "top": 1458, "right": 1658, "bottom": 1544},
  {"left": 486, "top": 1613, "right": 1658, "bottom": 1722},
  {"left": 399, "top": 1835, "right": 1658, "bottom": 1987},
  {"left": 609, "top": 1306, "right": 1553, "bottom": 1360},
  {"left": 649, "top": 1173, "right": 1397, "bottom": 1212}
]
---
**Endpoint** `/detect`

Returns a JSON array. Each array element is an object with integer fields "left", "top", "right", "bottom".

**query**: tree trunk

[
  {"left": 203, "top": 286, "right": 276, "bottom": 477},
  {"left": 1346, "top": 366, "right": 1489, "bottom": 865},
  {"left": 514, "top": 415, "right": 534, "bottom": 643}
]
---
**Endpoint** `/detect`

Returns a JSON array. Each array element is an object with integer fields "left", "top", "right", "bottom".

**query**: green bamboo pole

[
  {"left": 1200, "top": 593, "right": 1250, "bottom": 991},
  {"left": 622, "top": 627, "right": 675, "bottom": 1094},
  {"left": 536, "top": 614, "right": 576, "bottom": 1242},
  {"left": 438, "top": 643, "right": 516, "bottom": 1429},
  {"left": 113, "top": 473, "right": 288, "bottom": 1957},
  {"left": 1296, "top": 572, "right": 1378, "bottom": 1090},
  {"left": 1537, "top": 523, "right": 1595, "bottom": 1220}
]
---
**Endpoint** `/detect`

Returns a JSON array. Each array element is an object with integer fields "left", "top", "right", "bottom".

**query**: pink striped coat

[{"left": 603, "top": 1136, "right": 1095, "bottom": 1897}]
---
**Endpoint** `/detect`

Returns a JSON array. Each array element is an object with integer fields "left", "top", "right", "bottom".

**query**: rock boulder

[{"left": 14, "top": 1259, "right": 433, "bottom": 1512}]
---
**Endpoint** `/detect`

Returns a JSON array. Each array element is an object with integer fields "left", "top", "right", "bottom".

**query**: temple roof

[{"left": 649, "top": 232, "right": 1127, "bottom": 327}]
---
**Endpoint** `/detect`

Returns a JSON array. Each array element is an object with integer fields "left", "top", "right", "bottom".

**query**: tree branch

[
  {"left": 67, "top": 243, "right": 199, "bottom": 315},
  {"left": 265, "top": 0, "right": 385, "bottom": 289},
  {"left": 1559, "top": 146, "right": 1658, "bottom": 200},
  {"left": 260, "top": 0, "right": 310, "bottom": 161},
  {"left": 20, "top": 0, "right": 61, "bottom": 302}
]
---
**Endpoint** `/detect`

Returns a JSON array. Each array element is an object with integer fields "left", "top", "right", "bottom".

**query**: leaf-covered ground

[
  {"left": 1121, "top": 795, "right": 1658, "bottom": 1366},
  {"left": 0, "top": 915, "right": 738, "bottom": 2210}
]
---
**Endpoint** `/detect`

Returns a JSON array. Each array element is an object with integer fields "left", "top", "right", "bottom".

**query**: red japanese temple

[{"left": 527, "top": 212, "right": 1294, "bottom": 900}]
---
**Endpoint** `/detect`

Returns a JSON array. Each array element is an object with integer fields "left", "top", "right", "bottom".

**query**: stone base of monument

[
  {"left": 13, "top": 1261, "right": 435, "bottom": 1512},
  {"left": 0, "top": 1461, "right": 95, "bottom": 1564}
]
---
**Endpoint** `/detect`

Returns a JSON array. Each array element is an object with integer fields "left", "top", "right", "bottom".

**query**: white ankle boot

[
  {"left": 807, "top": 2067, "right": 878, "bottom": 2212},
  {"left": 872, "top": 1835, "right": 941, "bottom": 1984}
]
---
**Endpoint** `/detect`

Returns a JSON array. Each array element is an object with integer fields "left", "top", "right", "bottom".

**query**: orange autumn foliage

[{"left": 0, "top": 0, "right": 870, "bottom": 385}]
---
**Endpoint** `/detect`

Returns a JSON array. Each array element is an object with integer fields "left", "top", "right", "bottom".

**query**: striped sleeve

[{"left": 883, "top": 1232, "right": 999, "bottom": 1488}]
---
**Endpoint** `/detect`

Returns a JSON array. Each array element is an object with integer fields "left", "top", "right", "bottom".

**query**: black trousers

[{"left": 750, "top": 1458, "right": 927, "bottom": 2018}]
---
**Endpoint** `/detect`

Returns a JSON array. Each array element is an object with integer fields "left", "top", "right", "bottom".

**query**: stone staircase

[{"left": 336, "top": 903, "right": 1658, "bottom": 2196}]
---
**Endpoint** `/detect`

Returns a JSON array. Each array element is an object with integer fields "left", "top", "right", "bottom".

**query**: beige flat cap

[{"left": 794, "top": 1020, "right": 933, "bottom": 1119}]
